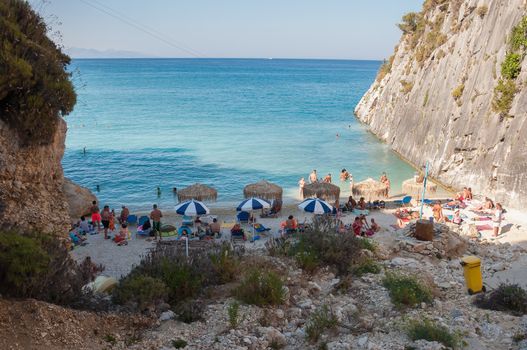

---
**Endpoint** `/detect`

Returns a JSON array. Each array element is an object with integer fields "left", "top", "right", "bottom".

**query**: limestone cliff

[
  {"left": 0, "top": 118, "right": 69, "bottom": 233},
  {"left": 355, "top": 0, "right": 527, "bottom": 210}
]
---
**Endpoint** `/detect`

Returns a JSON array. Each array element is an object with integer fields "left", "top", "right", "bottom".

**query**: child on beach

[
  {"left": 109, "top": 209, "right": 116, "bottom": 231},
  {"left": 298, "top": 177, "right": 305, "bottom": 197}
]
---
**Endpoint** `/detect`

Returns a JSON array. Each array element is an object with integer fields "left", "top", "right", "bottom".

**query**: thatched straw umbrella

[
  {"left": 402, "top": 178, "right": 437, "bottom": 200},
  {"left": 177, "top": 183, "right": 217, "bottom": 202},
  {"left": 352, "top": 178, "right": 388, "bottom": 201},
  {"left": 302, "top": 182, "right": 341, "bottom": 202},
  {"left": 243, "top": 180, "right": 282, "bottom": 202}
]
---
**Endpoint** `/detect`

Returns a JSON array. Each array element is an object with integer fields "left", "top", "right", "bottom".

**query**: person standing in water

[
  {"left": 150, "top": 204, "right": 163, "bottom": 241},
  {"left": 309, "top": 170, "right": 318, "bottom": 184},
  {"left": 298, "top": 177, "right": 306, "bottom": 197}
]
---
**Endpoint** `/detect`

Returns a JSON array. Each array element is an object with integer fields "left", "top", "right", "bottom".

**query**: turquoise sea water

[{"left": 63, "top": 58, "right": 415, "bottom": 211}]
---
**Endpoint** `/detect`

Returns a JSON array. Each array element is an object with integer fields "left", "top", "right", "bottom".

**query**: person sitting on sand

[
  {"left": 231, "top": 223, "right": 245, "bottom": 240},
  {"left": 352, "top": 217, "right": 363, "bottom": 236},
  {"left": 433, "top": 201, "right": 445, "bottom": 222},
  {"left": 309, "top": 169, "right": 318, "bottom": 184},
  {"left": 466, "top": 187, "right": 473, "bottom": 201},
  {"left": 114, "top": 224, "right": 129, "bottom": 245},
  {"left": 370, "top": 218, "right": 380, "bottom": 232},
  {"left": 90, "top": 200, "right": 101, "bottom": 232},
  {"left": 337, "top": 220, "right": 348, "bottom": 234},
  {"left": 119, "top": 205, "right": 129, "bottom": 224},
  {"left": 78, "top": 216, "right": 94, "bottom": 234},
  {"left": 455, "top": 187, "right": 468, "bottom": 201},
  {"left": 452, "top": 210, "right": 462, "bottom": 225},
  {"left": 340, "top": 169, "right": 350, "bottom": 182},
  {"left": 207, "top": 218, "right": 221, "bottom": 236},
  {"left": 345, "top": 196, "right": 357, "bottom": 212},
  {"left": 394, "top": 208, "right": 419, "bottom": 228},
  {"left": 323, "top": 173, "right": 332, "bottom": 183},
  {"left": 285, "top": 215, "right": 298, "bottom": 233},
  {"left": 357, "top": 197, "right": 367, "bottom": 210}
]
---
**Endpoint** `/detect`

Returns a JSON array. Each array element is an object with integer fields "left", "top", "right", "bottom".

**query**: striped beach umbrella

[
  {"left": 175, "top": 199, "right": 210, "bottom": 216},
  {"left": 298, "top": 198, "right": 333, "bottom": 215},
  {"left": 236, "top": 197, "right": 271, "bottom": 212}
]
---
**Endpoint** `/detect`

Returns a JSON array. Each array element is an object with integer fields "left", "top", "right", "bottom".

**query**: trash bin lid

[{"left": 461, "top": 255, "right": 481, "bottom": 267}]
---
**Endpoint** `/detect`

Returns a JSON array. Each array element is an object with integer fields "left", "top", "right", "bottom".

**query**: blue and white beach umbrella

[
  {"left": 236, "top": 197, "right": 271, "bottom": 212},
  {"left": 298, "top": 198, "right": 333, "bottom": 215},
  {"left": 175, "top": 199, "right": 210, "bottom": 216}
]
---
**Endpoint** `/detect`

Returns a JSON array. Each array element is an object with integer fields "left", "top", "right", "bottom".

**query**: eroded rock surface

[{"left": 355, "top": 0, "right": 527, "bottom": 210}]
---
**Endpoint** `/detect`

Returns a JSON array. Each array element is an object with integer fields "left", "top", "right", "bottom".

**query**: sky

[{"left": 29, "top": 0, "right": 424, "bottom": 60}]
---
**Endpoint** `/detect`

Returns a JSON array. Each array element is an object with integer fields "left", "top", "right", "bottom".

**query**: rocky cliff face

[
  {"left": 0, "top": 118, "right": 92, "bottom": 233},
  {"left": 355, "top": 0, "right": 527, "bottom": 210}
]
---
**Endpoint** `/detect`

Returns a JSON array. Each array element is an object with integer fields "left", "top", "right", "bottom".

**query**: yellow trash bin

[{"left": 460, "top": 255, "right": 486, "bottom": 295}]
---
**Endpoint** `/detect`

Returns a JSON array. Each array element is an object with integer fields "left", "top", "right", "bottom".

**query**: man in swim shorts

[{"left": 90, "top": 200, "right": 101, "bottom": 231}]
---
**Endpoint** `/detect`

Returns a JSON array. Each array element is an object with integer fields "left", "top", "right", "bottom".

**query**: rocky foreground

[{"left": 2, "top": 223, "right": 526, "bottom": 350}]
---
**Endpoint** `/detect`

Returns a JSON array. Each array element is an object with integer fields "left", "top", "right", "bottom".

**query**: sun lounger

[
  {"left": 237, "top": 211, "right": 250, "bottom": 224},
  {"left": 394, "top": 196, "right": 412, "bottom": 207},
  {"left": 253, "top": 223, "right": 271, "bottom": 232},
  {"left": 138, "top": 215, "right": 149, "bottom": 226},
  {"left": 127, "top": 215, "right": 138, "bottom": 225}
]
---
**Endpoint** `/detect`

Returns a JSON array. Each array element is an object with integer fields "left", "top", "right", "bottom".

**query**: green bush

[
  {"left": 0, "top": 0, "right": 76, "bottom": 145},
  {"left": 382, "top": 272, "right": 433, "bottom": 308},
  {"left": 510, "top": 16, "right": 527, "bottom": 52},
  {"left": 175, "top": 300, "right": 204, "bottom": 323},
  {"left": 112, "top": 274, "right": 167, "bottom": 309},
  {"left": 210, "top": 245, "right": 240, "bottom": 284},
  {"left": 406, "top": 318, "right": 460, "bottom": 349},
  {"left": 0, "top": 231, "right": 93, "bottom": 306},
  {"left": 295, "top": 248, "right": 320, "bottom": 274},
  {"left": 158, "top": 259, "right": 202, "bottom": 303},
  {"left": 305, "top": 305, "right": 339, "bottom": 343},
  {"left": 235, "top": 269, "right": 285, "bottom": 306},
  {"left": 397, "top": 12, "right": 422, "bottom": 34},
  {"left": 171, "top": 338, "right": 188, "bottom": 348},
  {"left": 376, "top": 56, "right": 394, "bottom": 82},
  {"left": 501, "top": 53, "right": 522, "bottom": 80},
  {"left": 351, "top": 259, "right": 382, "bottom": 277},
  {"left": 492, "top": 79, "right": 517, "bottom": 117},
  {"left": 228, "top": 301, "right": 241, "bottom": 328},
  {"left": 474, "top": 283, "right": 527, "bottom": 316}
]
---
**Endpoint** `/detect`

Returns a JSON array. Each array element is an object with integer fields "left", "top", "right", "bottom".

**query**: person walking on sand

[
  {"left": 298, "top": 177, "right": 306, "bottom": 197},
  {"left": 380, "top": 172, "right": 390, "bottom": 198},
  {"left": 309, "top": 169, "right": 318, "bottom": 184},
  {"left": 150, "top": 204, "right": 163, "bottom": 240},
  {"left": 90, "top": 200, "right": 102, "bottom": 232}
]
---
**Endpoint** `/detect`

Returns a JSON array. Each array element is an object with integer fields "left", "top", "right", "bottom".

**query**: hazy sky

[{"left": 30, "top": 0, "right": 424, "bottom": 60}]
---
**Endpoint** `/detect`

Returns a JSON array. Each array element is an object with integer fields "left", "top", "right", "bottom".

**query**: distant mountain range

[{"left": 66, "top": 47, "right": 154, "bottom": 59}]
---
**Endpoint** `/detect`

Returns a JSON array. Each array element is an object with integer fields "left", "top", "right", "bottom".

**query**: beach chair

[
  {"left": 127, "top": 215, "right": 138, "bottom": 225},
  {"left": 253, "top": 223, "right": 271, "bottom": 233},
  {"left": 138, "top": 215, "right": 149, "bottom": 226},
  {"left": 237, "top": 211, "right": 250, "bottom": 224},
  {"left": 182, "top": 215, "right": 194, "bottom": 226},
  {"left": 394, "top": 196, "right": 412, "bottom": 207}
]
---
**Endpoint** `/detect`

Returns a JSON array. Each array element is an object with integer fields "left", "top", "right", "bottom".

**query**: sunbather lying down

[{"left": 394, "top": 208, "right": 420, "bottom": 228}]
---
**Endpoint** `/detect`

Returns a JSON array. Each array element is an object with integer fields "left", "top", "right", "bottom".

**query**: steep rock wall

[
  {"left": 355, "top": 0, "right": 527, "bottom": 210},
  {"left": 0, "top": 118, "right": 80, "bottom": 233}
]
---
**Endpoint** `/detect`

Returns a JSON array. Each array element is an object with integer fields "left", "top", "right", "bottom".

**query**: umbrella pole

[
  {"left": 185, "top": 236, "right": 189, "bottom": 257},
  {"left": 419, "top": 161, "right": 429, "bottom": 219}
]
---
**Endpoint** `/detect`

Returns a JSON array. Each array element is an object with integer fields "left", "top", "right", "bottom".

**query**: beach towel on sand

[{"left": 476, "top": 224, "right": 493, "bottom": 231}]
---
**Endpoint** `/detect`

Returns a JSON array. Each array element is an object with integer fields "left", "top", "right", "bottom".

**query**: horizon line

[{"left": 70, "top": 57, "right": 384, "bottom": 61}]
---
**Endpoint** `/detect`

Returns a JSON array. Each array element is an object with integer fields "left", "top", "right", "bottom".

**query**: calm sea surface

[{"left": 63, "top": 58, "right": 415, "bottom": 211}]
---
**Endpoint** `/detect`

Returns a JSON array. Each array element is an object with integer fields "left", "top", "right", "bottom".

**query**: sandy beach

[{"left": 72, "top": 193, "right": 527, "bottom": 280}]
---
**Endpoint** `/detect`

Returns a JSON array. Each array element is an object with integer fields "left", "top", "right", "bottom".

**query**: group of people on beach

[{"left": 69, "top": 201, "right": 165, "bottom": 247}]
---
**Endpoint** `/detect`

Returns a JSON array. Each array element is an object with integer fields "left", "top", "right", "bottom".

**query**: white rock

[{"left": 158, "top": 310, "right": 175, "bottom": 321}]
